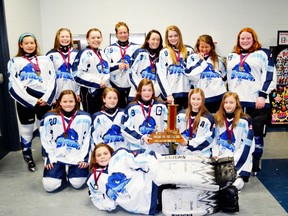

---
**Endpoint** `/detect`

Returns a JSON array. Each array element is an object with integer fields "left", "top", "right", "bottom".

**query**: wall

[
  {"left": 38, "top": 0, "right": 288, "bottom": 57},
  {"left": 4, "top": 0, "right": 288, "bottom": 57}
]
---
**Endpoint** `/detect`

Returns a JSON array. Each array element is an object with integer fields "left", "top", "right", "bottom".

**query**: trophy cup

[{"left": 148, "top": 102, "right": 185, "bottom": 143}]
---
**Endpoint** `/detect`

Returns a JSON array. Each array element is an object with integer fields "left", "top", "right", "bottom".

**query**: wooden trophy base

[{"left": 148, "top": 128, "right": 185, "bottom": 143}]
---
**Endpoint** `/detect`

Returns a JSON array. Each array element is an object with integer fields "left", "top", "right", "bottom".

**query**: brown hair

[
  {"left": 89, "top": 143, "right": 114, "bottom": 172},
  {"left": 101, "top": 87, "right": 120, "bottom": 110},
  {"left": 53, "top": 28, "right": 74, "bottom": 50},
  {"left": 52, "top": 90, "right": 80, "bottom": 115},
  {"left": 165, "top": 25, "right": 188, "bottom": 64},
  {"left": 185, "top": 88, "right": 210, "bottom": 134},
  {"left": 214, "top": 92, "right": 249, "bottom": 128},
  {"left": 133, "top": 78, "right": 157, "bottom": 102},
  {"left": 86, "top": 28, "right": 102, "bottom": 39},
  {"left": 233, "top": 27, "right": 262, "bottom": 54},
  {"left": 141, "top": 29, "right": 163, "bottom": 58},
  {"left": 194, "top": 34, "right": 218, "bottom": 70},
  {"left": 16, "top": 33, "right": 40, "bottom": 57}
]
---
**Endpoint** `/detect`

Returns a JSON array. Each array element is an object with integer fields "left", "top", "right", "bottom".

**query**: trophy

[{"left": 148, "top": 102, "right": 185, "bottom": 143}]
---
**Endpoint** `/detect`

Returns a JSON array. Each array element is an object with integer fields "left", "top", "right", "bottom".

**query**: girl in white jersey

[
  {"left": 40, "top": 90, "right": 91, "bottom": 192},
  {"left": 46, "top": 28, "right": 80, "bottom": 101},
  {"left": 7, "top": 33, "right": 56, "bottom": 172}
]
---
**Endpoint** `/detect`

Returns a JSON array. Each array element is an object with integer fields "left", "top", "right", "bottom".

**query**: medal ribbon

[
  {"left": 24, "top": 56, "right": 41, "bottom": 72},
  {"left": 225, "top": 118, "right": 234, "bottom": 142},
  {"left": 188, "top": 115, "right": 194, "bottom": 140},
  {"left": 140, "top": 101, "right": 152, "bottom": 126},
  {"left": 239, "top": 53, "right": 250, "bottom": 67},
  {"left": 119, "top": 44, "right": 128, "bottom": 62},
  {"left": 149, "top": 55, "right": 155, "bottom": 71},
  {"left": 58, "top": 48, "right": 71, "bottom": 71},
  {"left": 91, "top": 47, "right": 104, "bottom": 72},
  {"left": 93, "top": 167, "right": 104, "bottom": 189},
  {"left": 173, "top": 49, "right": 181, "bottom": 64},
  {"left": 61, "top": 111, "right": 76, "bottom": 137}
]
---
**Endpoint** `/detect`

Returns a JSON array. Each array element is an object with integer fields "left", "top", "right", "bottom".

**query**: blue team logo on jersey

[
  {"left": 96, "top": 61, "right": 110, "bottom": 74},
  {"left": 218, "top": 131, "right": 236, "bottom": 152},
  {"left": 56, "top": 128, "right": 80, "bottom": 155},
  {"left": 106, "top": 172, "right": 131, "bottom": 201},
  {"left": 200, "top": 63, "right": 221, "bottom": 87},
  {"left": 141, "top": 66, "right": 156, "bottom": 81},
  {"left": 20, "top": 64, "right": 43, "bottom": 82},
  {"left": 103, "top": 124, "right": 125, "bottom": 143},
  {"left": 139, "top": 117, "right": 157, "bottom": 135},
  {"left": 168, "top": 58, "right": 186, "bottom": 80},
  {"left": 231, "top": 63, "right": 255, "bottom": 84}
]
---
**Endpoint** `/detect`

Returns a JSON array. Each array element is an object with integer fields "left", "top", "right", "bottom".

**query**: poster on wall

[{"left": 277, "top": 31, "right": 288, "bottom": 45}]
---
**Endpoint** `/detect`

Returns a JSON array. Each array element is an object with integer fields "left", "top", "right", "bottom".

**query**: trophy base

[{"left": 148, "top": 129, "right": 185, "bottom": 143}]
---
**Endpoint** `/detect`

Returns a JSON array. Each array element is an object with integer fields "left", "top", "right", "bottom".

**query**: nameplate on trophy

[{"left": 148, "top": 103, "right": 185, "bottom": 143}]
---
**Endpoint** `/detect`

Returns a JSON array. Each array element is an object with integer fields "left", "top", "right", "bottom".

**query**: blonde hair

[{"left": 165, "top": 25, "right": 188, "bottom": 64}]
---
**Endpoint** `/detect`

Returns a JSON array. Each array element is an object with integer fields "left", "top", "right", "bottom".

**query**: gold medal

[
  {"left": 121, "top": 59, "right": 125, "bottom": 63},
  {"left": 176, "top": 61, "right": 180, "bottom": 65},
  {"left": 36, "top": 71, "right": 41, "bottom": 76},
  {"left": 227, "top": 139, "right": 232, "bottom": 144},
  {"left": 239, "top": 66, "right": 244, "bottom": 71},
  {"left": 151, "top": 68, "right": 155, "bottom": 73},
  {"left": 64, "top": 133, "right": 68, "bottom": 139}
]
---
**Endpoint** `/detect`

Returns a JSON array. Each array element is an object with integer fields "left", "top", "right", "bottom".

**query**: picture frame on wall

[{"left": 277, "top": 31, "right": 288, "bottom": 45}]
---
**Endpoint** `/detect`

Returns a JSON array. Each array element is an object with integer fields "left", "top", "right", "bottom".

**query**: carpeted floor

[{"left": 257, "top": 159, "right": 288, "bottom": 212}]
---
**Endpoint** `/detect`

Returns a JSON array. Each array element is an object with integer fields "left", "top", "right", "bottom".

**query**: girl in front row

[
  {"left": 176, "top": 88, "right": 215, "bottom": 157},
  {"left": 121, "top": 79, "right": 169, "bottom": 155},
  {"left": 92, "top": 87, "right": 128, "bottom": 150},
  {"left": 40, "top": 90, "right": 92, "bottom": 192},
  {"left": 212, "top": 92, "right": 255, "bottom": 190},
  {"left": 87, "top": 143, "right": 160, "bottom": 215}
]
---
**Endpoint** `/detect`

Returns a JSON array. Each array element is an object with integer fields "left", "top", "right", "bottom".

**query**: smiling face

[
  {"left": 224, "top": 96, "right": 237, "bottom": 114},
  {"left": 239, "top": 31, "right": 253, "bottom": 51},
  {"left": 20, "top": 36, "right": 36, "bottom": 54},
  {"left": 167, "top": 30, "right": 179, "bottom": 47},
  {"left": 59, "top": 94, "right": 76, "bottom": 112},
  {"left": 59, "top": 30, "right": 71, "bottom": 47},
  {"left": 199, "top": 41, "right": 212, "bottom": 56},
  {"left": 103, "top": 91, "right": 118, "bottom": 109},
  {"left": 116, "top": 25, "right": 129, "bottom": 42},
  {"left": 190, "top": 92, "right": 203, "bottom": 112},
  {"left": 87, "top": 30, "right": 102, "bottom": 49},
  {"left": 95, "top": 146, "right": 112, "bottom": 167},
  {"left": 140, "top": 84, "right": 153, "bottom": 101},
  {"left": 148, "top": 32, "right": 161, "bottom": 50}
]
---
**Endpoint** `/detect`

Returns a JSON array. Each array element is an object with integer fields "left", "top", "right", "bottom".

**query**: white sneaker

[{"left": 232, "top": 178, "right": 244, "bottom": 190}]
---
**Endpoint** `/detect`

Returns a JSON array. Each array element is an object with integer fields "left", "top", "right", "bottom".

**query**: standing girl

[
  {"left": 72, "top": 28, "right": 110, "bottom": 115},
  {"left": 7, "top": 32, "right": 56, "bottom": 171},
  {"left": 177, "top": 88, "right": 215, "bottom": 157},
  {"left": 104, "top": 21, "right": 140, "bottom": 108},
  {"left": 212, "top": 92, "right": 255, "bottom": 190},
  {"left": 128, "top": 29, "right": 163, "bottom": 102},
  {"left": 121, "top": 79, "right": 169, "bottom": 155},
  {"left": 46, "top": 28, "right": 80, "bottom": 101},
  {"left": 226, "top": 27, "right": 276, "bottom": 174},
  {"left": 87, "top": 143, "right": 159, "bottom": 215},
  {"left": 157, "top": 25, "right": 194, "bottom": 110},
  {"left": 40, "top": 90, "right": 92, "bottom": 192},
  {"left": 186, "top": 34, "right": 227, "bottom": 113},
  {"left": 92, "top": 87, "right": 128, "bottom": 150}
]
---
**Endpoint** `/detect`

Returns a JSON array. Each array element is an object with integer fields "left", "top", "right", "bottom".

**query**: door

[{"left": 0, "top": 0, "right": 19, "bottom": 159}]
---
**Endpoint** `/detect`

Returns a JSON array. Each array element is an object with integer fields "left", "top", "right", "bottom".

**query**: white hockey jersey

[
  {"left": 176, "top": 110, "right": 215, "bottom": 157},
  {"left": 185, "top": 54, "right": 227, "bottom": 103},
  {"left": 46, "top": 48, "right": 80, "bottom": 99},
  {"left": 87, "top": 148, "right": 159, "bottom": 215},
  {"left": 40, "top": 110, "right": 92, "bottom": 165},
  {"left": 7, "top": 55, "right": 56, "bottom": 107},
  {"left": 92, "top": 108, "right": 129, "bottom": 150}
]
